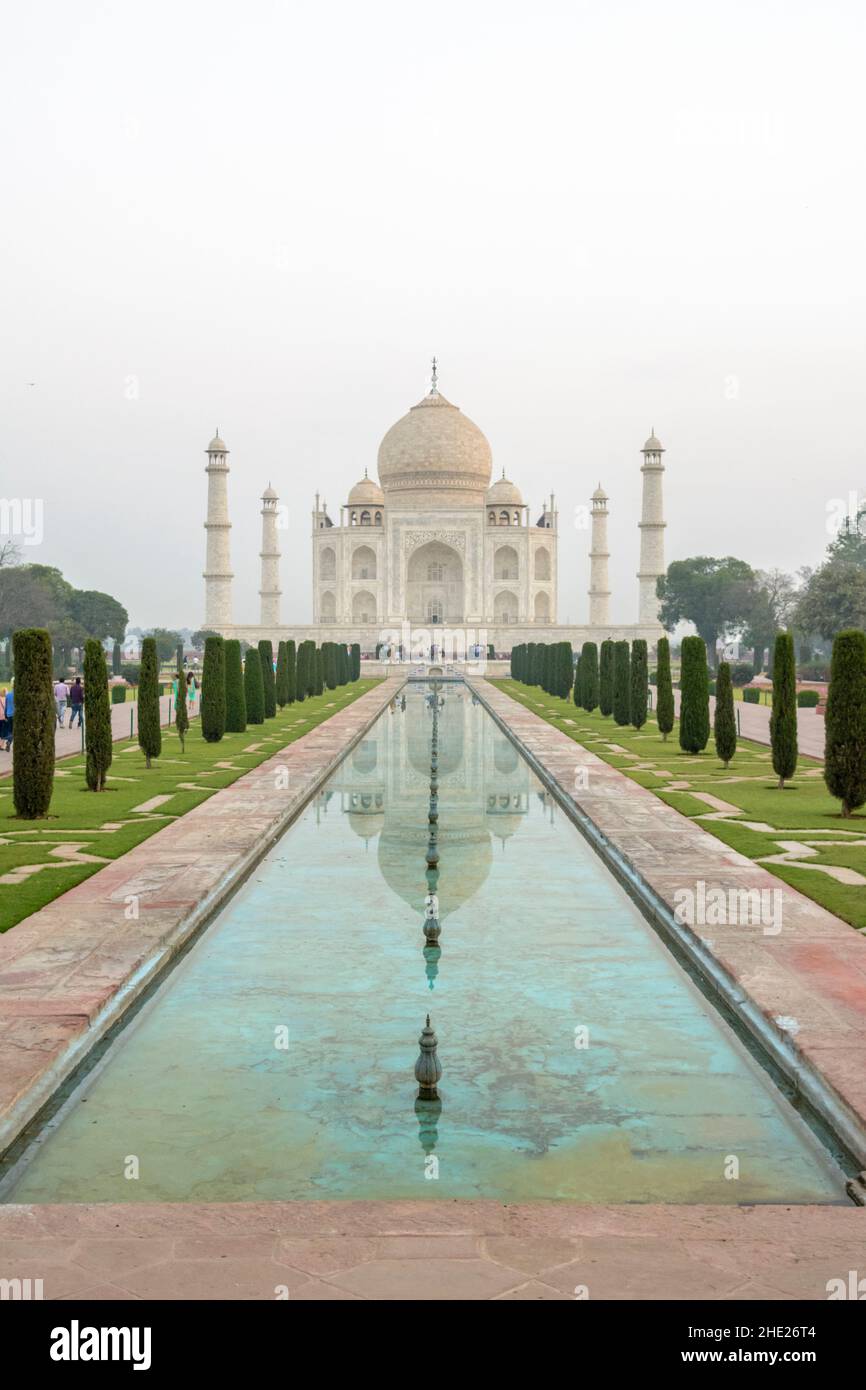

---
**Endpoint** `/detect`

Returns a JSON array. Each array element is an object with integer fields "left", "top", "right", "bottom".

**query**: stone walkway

[
  {"left": 0, "top": 678, "right": 404, "bottom": 1154},
  {"left": 672, "top": 689, "right": 825, "bottom": 759},
  {"left": 0, "top": 1200, "right": 862, "bottom": 1300},
  {"left": 0, "top": 695, "right": 176, "bottom": 778}
]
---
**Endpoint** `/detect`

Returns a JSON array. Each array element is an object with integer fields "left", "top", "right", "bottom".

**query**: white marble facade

[
  {"left": 312, "top": 374, "right": 558, "bottom": 631},
  {"left": 206, "top": 369, "right": 667, "bottom": 651},
  {"left": 313, "top": 506, "right": 559, "bottom": 629}
]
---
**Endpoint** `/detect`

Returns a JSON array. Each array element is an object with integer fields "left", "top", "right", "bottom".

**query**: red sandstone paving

[{"left": 0, "top": 1202, "right": 862, "bottom": 1300}]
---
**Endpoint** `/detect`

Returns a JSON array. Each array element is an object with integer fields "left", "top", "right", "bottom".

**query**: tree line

[
  {"left": 0, "top": 562, "right": 127, "bottom": 675},
  {"left": 511, "top": 631, "right": 866, "bottom": 818},
  {"left": 9, "top": 628, "right": 361, "bottom": 819},
  {"left": 656, "top": 517, "right": 866, "bottom": 671}
]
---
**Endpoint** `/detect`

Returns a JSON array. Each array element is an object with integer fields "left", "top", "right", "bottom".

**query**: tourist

[
  {"left": 54, "top": 676, "right": 70, "bottom": 728},
  {"left": 186, "top": 671, "right": 198, "bottom": 717},
  {"left": 0, "top": 688, "right": 7, "bottom": 749},
  {"left": 3, "top": 685, "right": 13, "bottom": 750},
  {"left": 68, "top": 677, "right": 84, "bottom": 728}
]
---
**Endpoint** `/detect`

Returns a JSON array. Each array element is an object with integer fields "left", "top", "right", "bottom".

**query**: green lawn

[
  {"left": 0, "top": 680, "right": 380, "bottom": 933},
  {"left": 492, "top": 679, "right": 866, "bottom": 934}
]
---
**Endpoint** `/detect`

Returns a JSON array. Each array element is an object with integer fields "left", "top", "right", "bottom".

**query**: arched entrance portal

[{"left": 406, "top": 540, "right": 464, "bottom": 624}]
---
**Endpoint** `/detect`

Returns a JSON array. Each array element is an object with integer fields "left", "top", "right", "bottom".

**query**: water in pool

[{"left": 2, "top": 683, "right": 845, "bottom": 1204}]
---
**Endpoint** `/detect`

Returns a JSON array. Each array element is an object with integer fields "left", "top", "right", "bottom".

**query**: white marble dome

[
  {"left": 347, "top": 471, "right": 385, "bottom": 507},
  {"left": 377, "top": 387, "right": 493, "bottom": 508},
  {"left": 485, "top": 472, "right": 523, "bottom": 507}
]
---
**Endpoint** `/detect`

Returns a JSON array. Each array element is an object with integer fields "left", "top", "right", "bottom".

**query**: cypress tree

[
  {"left": 560, "top": 643, "right": 573, "bottom": 699},
  {"left": 581, "top": 642, "right": 599, "bottom": 713},
  {"left": 325, "top": 642, "right": 338, "bottom": 690},
  {"left": 11, "top": 628, "right": 55, "bottom": 817},
  {"left": 225, "top": 639, "right": 247, "bottom": 732},
  {"left": 303, "top": 640, "right": 316, "bottom": 697},
  {"left": 825, "top": 629, "right": 866, "bottom": 817},
  {"left": 244, "top": 648, "right": 265, "bottom": 723},
  {"left": 531, "top": 642, "right": 544, "bottom": 687},
  {"left": 286, "top": 639, "right": 296, "bottom": 703},
  {"left": 630, "top": 640, "right": 648, "bottom": 730},
  {"left": 770, "top": 631, "right": 798, "bottom": 789},
  {"left": 201, "top": 635, "right": 226, "bottom": 742},
  {"left": 258, "top": 640, "right": 276, "bottom": 718},
  {"left": 176, "top": 640, "right": 184, "bottom": 673},
  {"left": 599, "top": 639, "right": 614, "bottom": 716},
  {"left": 341, "top": 645, "right": 350, "bottom": 685},
  {"left": 138, "top": 636, "right": 162, "bottom": 768},
  {"left": 84, "top": 638, "right": 113, "bottom": 790},
  {"left": 351, "top": 643, "right": 360, "bottom": 680},
  {"left": 314, "top": 646, "right": 324, "bottom": 696},
  {"left": 112, "top": 640, "right": 122, "bottom": 675},
  {"left": 294, "top": 641, "right": 306, "bottom": 703},
  {"left": 613, "top": 640, "right": 631, "bottom": 726},
  {"left": 275, "top": 640, "right": 289, "bottom": 708},
  {"left": 679, "top": 635, "right": 710, "bottom": 753},
  {"left": 543, "top": 643, "right": 554, "bottom": 694},
  {"left": 714, "top": 660, "right": 736, "bottom": 768},
  {"left": 656, "top": 636, "right": 675, "bottom": 741},
  {"left": 174, "top": 664, "right": 189, "bottom": 752}
]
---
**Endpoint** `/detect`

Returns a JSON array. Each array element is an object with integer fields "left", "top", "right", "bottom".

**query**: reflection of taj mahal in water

[
  {"left": 204, "top": 363, "right": 667, "bottom": 652},
  {"left": 315, "top": 687, "right": 543, "bottom": 921}
]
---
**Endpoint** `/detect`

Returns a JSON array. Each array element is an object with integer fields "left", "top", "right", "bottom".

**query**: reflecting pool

[{"left": 2, "top": 683, "right": 845, "bottom": 1204}]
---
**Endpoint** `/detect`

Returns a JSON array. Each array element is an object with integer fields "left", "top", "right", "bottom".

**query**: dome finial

[{"left": 430, "top": 355, "right": 438, "bottom": 394}]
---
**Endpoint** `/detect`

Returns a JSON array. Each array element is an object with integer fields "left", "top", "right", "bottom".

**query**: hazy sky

[{"left": 2, "top": 1, "right": 864, "bottom": 628}]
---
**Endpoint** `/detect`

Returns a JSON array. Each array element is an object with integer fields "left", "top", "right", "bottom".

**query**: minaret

[
  {"left": 637, "top": 429, "right": 666, "bottom": 625},
  {"left": 203, "top": 430, "right": 233, "bottom": 628},
  {"left": 259, "top": 483, "right": 281, "bottom": 627},
  {"left": 588, "top": 484, "right": 611, "bottom": 627}
]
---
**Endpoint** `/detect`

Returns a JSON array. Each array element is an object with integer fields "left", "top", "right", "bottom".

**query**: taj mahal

[{"left": 203, "top": 363, "right": 667, "bottom": 654}]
